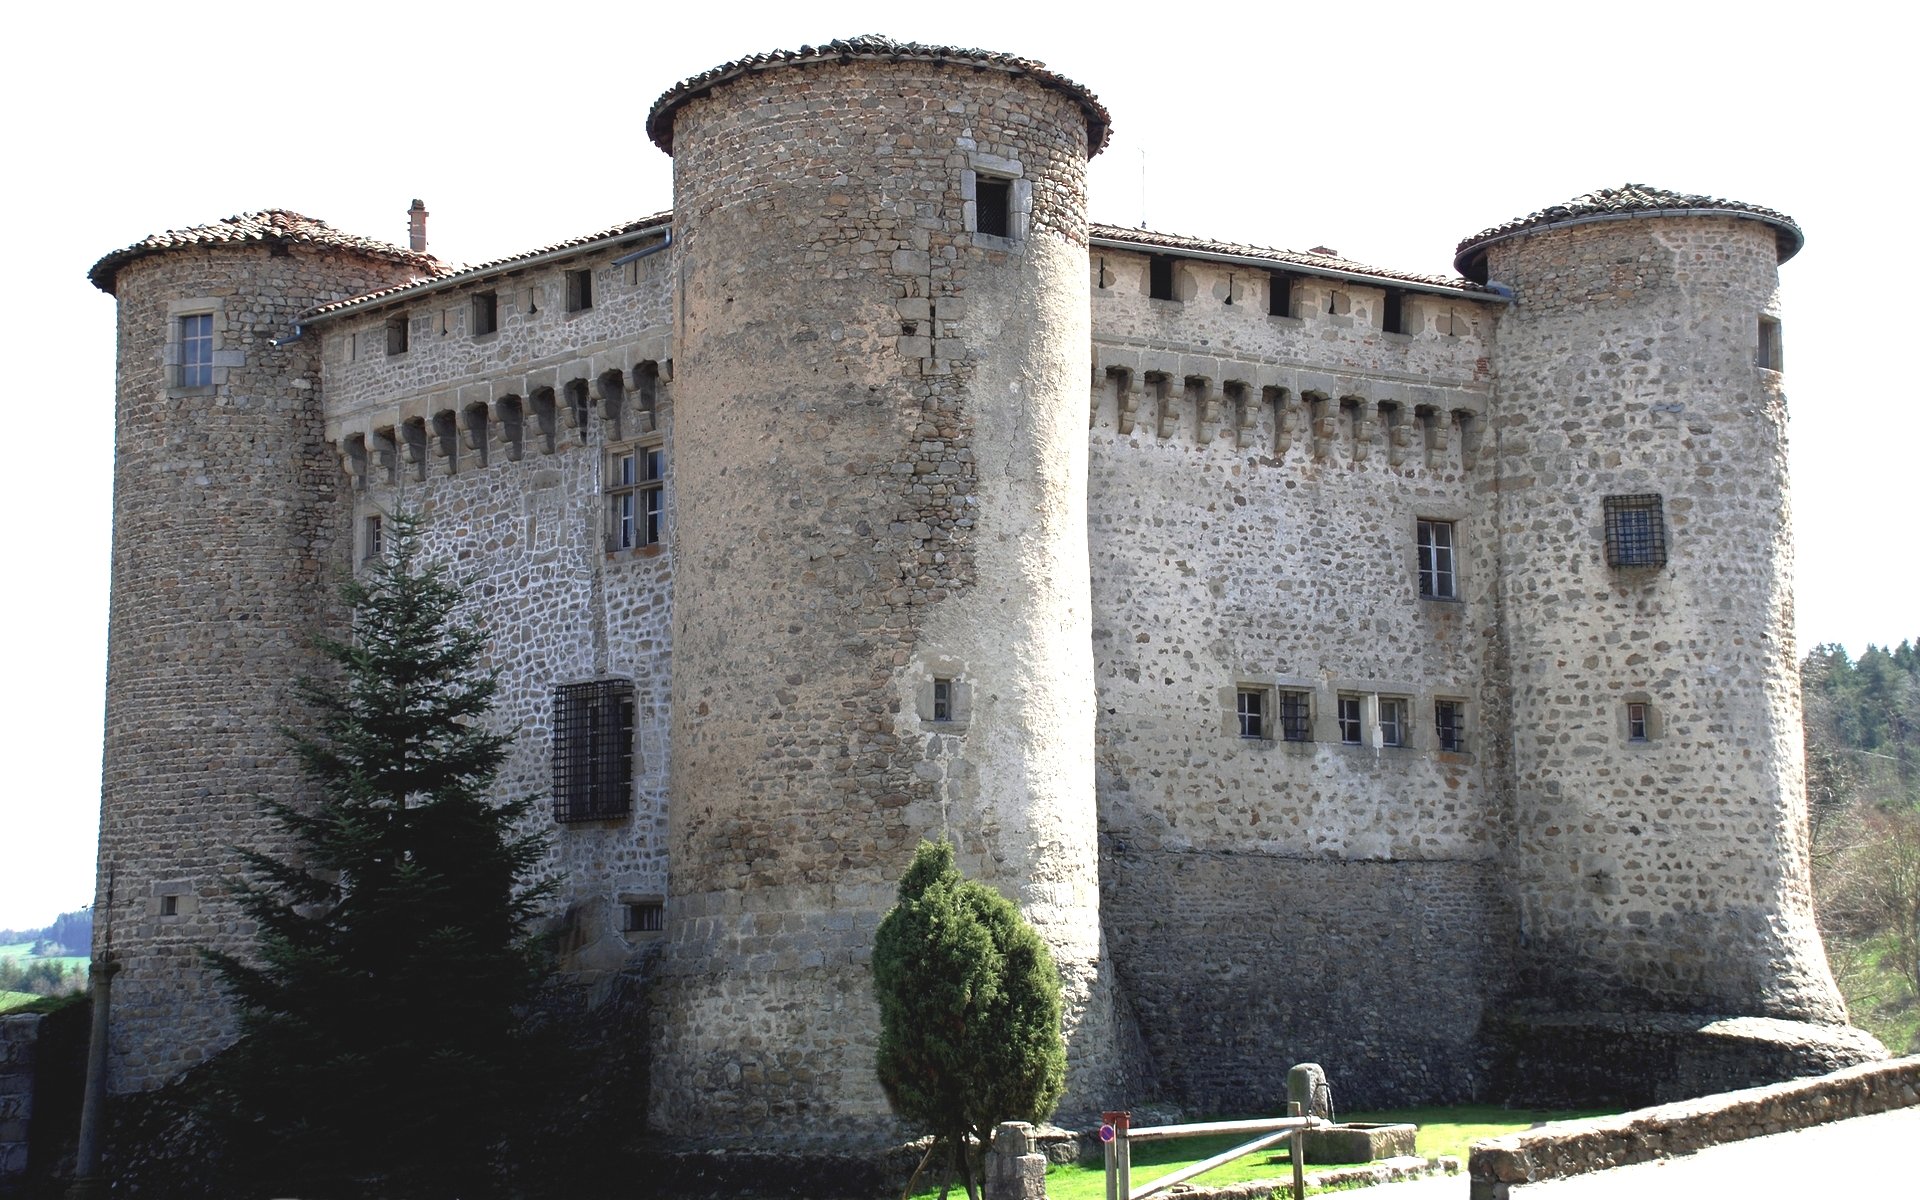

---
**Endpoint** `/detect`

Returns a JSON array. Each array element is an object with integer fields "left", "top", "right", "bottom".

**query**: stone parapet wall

[
  {"left": 1469, "top": 1055, "right": 1920, "bottom": 1196},
  {"left": 0, "top": 1014, "right": 40, "bottom": 1180}
]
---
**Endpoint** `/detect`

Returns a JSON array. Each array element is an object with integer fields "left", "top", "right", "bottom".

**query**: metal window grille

[
  {"left": 552, "top": 679, "right": 635, "bottom": 822},
  {"left": 1379, "top": 698, "right": 1408, "bottom": 747},
  {"left": 1418, "top": 519, "right": 1456, "bottom": 598},
  {"left": 1436, "top": 700, "right": 1466, "bottom": 753},
  {"left": 1604, "top": 495, "right": 1667, "bottom": 568},
  {"left": 1278, "top": 690, "right": 1311, "bottom": 742},
  {"left": 622, "top": 900, "right": 665, "bottom": 933},
  {"left": 975, "top": 176, "right": 1012, "bottom": 238},
  {"left": 1237, "top": 689, "right": 1265, "bottom": 739},
  {"left": 1338, "top": 696, "right": 1363, "bottom": 744}
]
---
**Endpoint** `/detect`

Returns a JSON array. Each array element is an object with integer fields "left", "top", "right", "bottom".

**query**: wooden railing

[{"left": 1101, "top": 1105, "right": 1325, "bottom": 1200}]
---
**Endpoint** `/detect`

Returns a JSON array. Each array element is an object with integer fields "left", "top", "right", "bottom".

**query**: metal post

[
  {"left": 1102, "top": 1110, "right": 1131, "bottom": 1200},
  {"left": 1288, "top": 1101, "right": 1306, "bottom": 1200}
]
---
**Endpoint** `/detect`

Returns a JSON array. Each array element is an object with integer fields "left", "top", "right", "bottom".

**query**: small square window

[
  {"left": 975, "top": 176, "right": 1012, "bottom": 238},
  {"left": 1627, "top": 701, "right": 1650, "bottom": 742},
  {"left": 1236, "top": 688, "right": 1266, "bottom": 740},
  {"left": 1436, "top": 700, "right": 1467, "bottom": 753},
  {"left": 1604, "top": 495, "right": 1667, "bottom": 568},
  {"left": 386, "top": 314, "right": 410, "bottom": 355},
  {"left": 1338, "top": 695, "right": 1363, "bottom": 745},
  {"left": 1379, "top": 697, "right": 1409, "bottom": 748},
  {"left": 622, "top": 900, "right": 665, "bottom": 934},
  {"left": 472, "top": 291, "right": 499, "bottom": 336},
  {"left": 1418, "top": 519, "right": 1457, "bottom": 599},
  {"left": 552, "top": 679, "right": 635, "bottom": 822},
  {"left": 177, "top": 313, "right": 214, "bottom": 387},
  {"left": 566, "top": 269, "right": 593, "bottom": 313},
  {"left": 608, "top": 442, "right": 665, "bottom": 550},
  {"left": 159, "top": 894, "right": 179, "bottom": 917},
  {"left": 1276, "top": 690, "right": 1311, "bottom": 742},
  {"left": 932, "top": 678, "right": 955, "bottom": 722}
]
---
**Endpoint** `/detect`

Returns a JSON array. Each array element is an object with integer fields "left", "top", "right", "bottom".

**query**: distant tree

[
  {"left": 872, "top": 840, "right": 1067, "bottom": 1200},
  {"left": 205, "top": 512, "right": 549, "bottom": 1199}
]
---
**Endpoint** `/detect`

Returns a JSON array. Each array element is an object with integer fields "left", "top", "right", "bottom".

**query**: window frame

[
  {"left": 472, "top": 291, "right": 499, "bottom": 337},
  {"left": 1378, "top": 696, "right": 1410, "bottom": 748},
  {"left": 386, "top": 313, "right": 410, "bottom": 356},
  {"left": 1276, "top": 689, "right": 1312, "bottom": 743},
  {"left": 1435, "top": 698, "right": 1467, "bottom": 754},
  {"left": 1417, "top": 518, "right": 1458, "bottom": 600},
  {"left": 177, "top": 312, "right": 214, "bottom": 387},
  {"left": 607, "top": 438, "right": 666, "bottom": 551},
  {"left": 566, "top": 268, "right": 594, "bottom": 314},
  {"left": 551, "top": 679, "right": 636, "bottom": 823},
  {"left": 1236, "top": 688, "right": 1266, "bottom": 740},
  {"left": 1337, "top": 694, "right": 1364, "bottom": 745}
]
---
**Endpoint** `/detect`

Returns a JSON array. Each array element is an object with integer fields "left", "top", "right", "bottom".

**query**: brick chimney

[{"left": 408, "top": 199, "right": 428, "bottom": 253}]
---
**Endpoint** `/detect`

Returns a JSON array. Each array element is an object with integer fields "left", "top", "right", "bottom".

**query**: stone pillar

[
  {"left": 985, "top": 1122, "right": 1049, "bottom": 1200},
  {"left": 645, "top": 38, "right": 1121, "bottom": 1143}
]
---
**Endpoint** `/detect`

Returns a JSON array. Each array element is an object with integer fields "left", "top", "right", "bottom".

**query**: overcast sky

[{"left": 0, "top": 1, "right": 1908, "bottom": 929}]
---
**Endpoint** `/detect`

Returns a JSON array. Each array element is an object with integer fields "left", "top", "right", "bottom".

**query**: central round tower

[{"left": 645, "top": 37, "right": 1120, "bottom": 1142}]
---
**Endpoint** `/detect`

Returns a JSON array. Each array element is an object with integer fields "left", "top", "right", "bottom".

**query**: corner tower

[
  {"left": 1459, "top": 187, "right": 1864, "bottom": 1057},
  {"left": 87, "top": 215, "right": 435, "bottom": 1090},
  {"left": 645, "top": 37, "right": 1121, "bottom": 1140}
]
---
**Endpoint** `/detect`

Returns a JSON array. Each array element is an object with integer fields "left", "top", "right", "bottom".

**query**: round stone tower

[
  {"left": 1456, "top": 186, "right": 1851, "bottom": 1029},
  {"left": 87, "top": 215, "right": 434, "bottom": 1090},
  {"left": 645, "top": 37, "right": 1121, "bottom": 1142}
]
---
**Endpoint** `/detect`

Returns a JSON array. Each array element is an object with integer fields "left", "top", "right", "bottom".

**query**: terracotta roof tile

[
  {"left": 1092, "top": 223, "right": 1486, "bottom": 294},
  {"left": 646, "top": 35, "right": 1110, "bottom": 157},
  {"left": 88, "top": 210, "right": 438, "bottom": 295},
  {"left": 302, "top": 212, "right": 672, "bottom": 319},
  {"left": 1453, "top": 184, "right": 1803, "bottom": 281}
]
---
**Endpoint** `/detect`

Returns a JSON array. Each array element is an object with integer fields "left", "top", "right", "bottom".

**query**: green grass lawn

[
  {"left": 0, "top": 990, "right": 43, "bottom": 1013},
  {"left": 906, "top": 1107, "right": 1611, "bottom": 1200},
  {"left": 1830, "top": 934, "right": 1920, "bottom": 1056},
  {"left": 0, "top": 941, "right": 89, "bottom": 973}
]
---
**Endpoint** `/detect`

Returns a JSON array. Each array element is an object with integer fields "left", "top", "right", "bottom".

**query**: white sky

[{"left": 0, "top": 1, "right": 1910, "bottom": 930}]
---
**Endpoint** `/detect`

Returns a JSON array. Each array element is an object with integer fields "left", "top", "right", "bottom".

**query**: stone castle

[{"left": 87, "top": 36, "right": 1881, "bottom": 1145}]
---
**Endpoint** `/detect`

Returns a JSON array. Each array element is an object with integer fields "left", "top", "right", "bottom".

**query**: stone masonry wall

[
  {"left": 1487, "top": 216, "right": 1844, "bottom": 1023},
  {"left": 319, "top": 244, "right": 677, "bottom": 963},
  {"left": 0, "top": 1014, "right": 38, "bottom": 1181},
  {"left": 97, "top": 244, "right": 424, "bottom": 1093},
  {"left": 1085, "top": 249, "right": 1511, "bottom": 1108},
  {"left": 654, "top": 57, "right": 1116, "bottom": 1143}
]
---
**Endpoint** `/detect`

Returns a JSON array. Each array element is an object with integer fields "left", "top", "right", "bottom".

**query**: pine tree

[
  {"left": 205, "top": 512, "right": 549, "bottom": 1199},
  {"left": 872, "top": 840, "right": 1067, "bottom": 1200}
]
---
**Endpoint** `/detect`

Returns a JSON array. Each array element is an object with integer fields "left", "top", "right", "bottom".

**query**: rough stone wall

[
  {"left": 655, "top": 59, "right": 1115, "bottom": 1143},
  {"left": 319, "top": 247, "right": 677, "bottom": 961},
  {"left": 1086, "top": 250, "right": 1512, "bottom": 1107},
  {"left": 96, "top": 244, "right": 422, "bottom": 1092},
  {"left": 1486, "top": 216, "right": 1844, "bottom": 1023},
  {"left": 0, "top": 1014, "right": 39, "bottom": 1180}
]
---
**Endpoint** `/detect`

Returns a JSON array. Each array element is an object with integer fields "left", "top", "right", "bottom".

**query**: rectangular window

[
  {"left": 1603, "top": 494, "right": 1668, "bottom": 568},
  {"left": 1276, "top": 690, "right": 1311, "bottom": 742},
  {"left": 1268, "top": 271, "right": 1295, "bottom": 318},
  {"left": 566, "top": 268, "right": 593, "bottom": 313},
  {"left": 386, "top": 314, "right": 409, "bottom": 355},
  {"left": 1418, "top": 519, "right": 1457, "bottom": 599},
  {"left": 472, "top": 291, "right": 499, "bottom": 336},
  {"left": 1757, "top": 316, "right": 1783, "bottom": 371},
  {"left": 622, "top": 900, "right": 665, "bottom": 934},
  {"left": 1338, "top": 695, "right": 1363, "bottom": 745},
  {"left": 932, "top": 678, "right": 954, "bottom": 722},
  {"left": 178, "top": 313, "right": 214, "bottom": 387},
  {"left": 1435, "top": 700, "right": 1466, "bottom": 753},
  {"left": 159, "top": 894, "right": 179, "bottom": 917},
  {"left": 363, "top": 515, "right": 383, "bottom": 562},
  {"left": 608, "top": 442, "right": 665, "bottom": 549},
  {"left": 975, "top": 176, "right": 1012, "bottom": 238},
  {"left": 552, "top": 679, "right": 636, "bottom": 822},
  {"left": 1149, "top": 254, "right": 1176, "bottom": 302},
  {"left": 1379, "top": 697, "right": 1409, "bottom": 748},
  {"left": 1382, "top": 289, "right": 1407, "bottom": 334},
  {"left": 1627, "top": 701, "right": 1650, "bottom": 742},
  {"left": 1237, "top": 688, "right": 1266, "bottom": 739}
]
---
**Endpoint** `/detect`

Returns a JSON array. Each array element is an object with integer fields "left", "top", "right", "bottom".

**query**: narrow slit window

[
  {"left": 1627, "top": 702, "right": 1650, "bottom": 742},
  {"left": 363, "top": 515, "right": 383, "bottom": 562},
  {"left": 932, "top": 678, "right": 954, "bottom": 722},
  {"left": 1757, "top": 316, "right": 1783, "bottom": 371},
  {"left": 177, "top": 313, "right": 213, "bottom": 387}
]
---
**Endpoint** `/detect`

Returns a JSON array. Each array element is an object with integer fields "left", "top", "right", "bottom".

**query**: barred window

[
  {"left": 1604, "top": 495, "right": 1667, "bottom": 568},
  {"left": 552, "top": 679, "right": 635, "bottom": 822},
  {"left": 1277, "top": 689, "right": 1312, "bottom": 742},
  {"left": 1417, "top": 519, "right": 1457, "bottom": 599},
  {"left": 1435, "top": 699, "right": 1467, "bottom": 753}
]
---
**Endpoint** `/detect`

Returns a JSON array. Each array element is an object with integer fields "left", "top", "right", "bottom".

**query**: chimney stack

[{"left": 408, "top": 199, "right": 428, "bottom": 253}]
